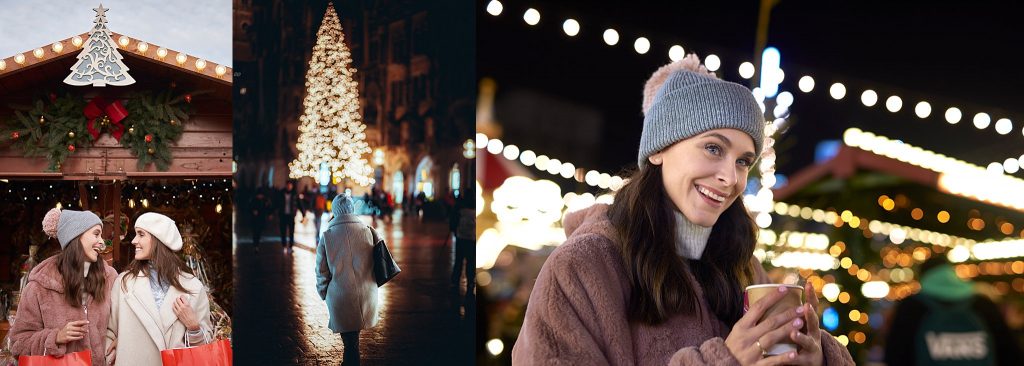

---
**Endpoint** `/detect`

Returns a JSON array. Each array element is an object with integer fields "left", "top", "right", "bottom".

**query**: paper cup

[{"left": 744, "top": 284, "right": 804, "bottom": 355}]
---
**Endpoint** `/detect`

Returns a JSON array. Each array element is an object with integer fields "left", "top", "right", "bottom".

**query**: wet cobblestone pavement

[{"left": 234, "top": 212, "right": 475, "bottom": 365}]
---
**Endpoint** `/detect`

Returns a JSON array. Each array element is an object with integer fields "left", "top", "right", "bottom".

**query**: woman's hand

[
  {"left": 786, "top": 282, "right": 824, "bottom": 366},
  {"left": 55, "top": 320, "right": 89, "bottom": 344},
  {"left": 106, "top": 337, "right": 117, "bottom": 365},
  {"left": 172, "top": 295, "right": 201, "bottom": 331},
  {"left": 725, "top": 285, "right": 804, "bottom": 365}
]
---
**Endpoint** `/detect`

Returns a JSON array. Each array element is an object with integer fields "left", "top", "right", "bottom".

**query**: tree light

[{"left": 288, "top": 3, "right": 375, "bottom": 186}]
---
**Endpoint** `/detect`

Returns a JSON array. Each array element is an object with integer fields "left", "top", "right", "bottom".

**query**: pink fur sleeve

[
  {"left": 512, "top": 234, "right": 633, "bottom": 365},
  {"left": 9, "top": 282, "right": 67, "bottom": 357}
]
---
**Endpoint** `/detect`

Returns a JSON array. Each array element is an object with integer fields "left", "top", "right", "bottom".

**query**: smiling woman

[
  {"left": 511, "top": 55, "right": 854, "bottom": 366},
  {"left": 9, "top": 208, "right": 118, "bottom": 366},
  {"left": 109, "top": 212, "right": 213, "bottom": 365}
]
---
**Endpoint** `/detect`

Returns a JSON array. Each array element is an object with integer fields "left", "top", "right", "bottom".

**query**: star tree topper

[{"left": 64, "top": 4, "right": 136, "bottom": 87}]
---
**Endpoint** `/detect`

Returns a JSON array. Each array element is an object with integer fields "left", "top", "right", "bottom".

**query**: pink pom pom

[
  {"left": 42, "top": 208, "right": 61, "bottom": 238},
  {"left": 642, "top": 53, "right": 719, "bottom": 115}
]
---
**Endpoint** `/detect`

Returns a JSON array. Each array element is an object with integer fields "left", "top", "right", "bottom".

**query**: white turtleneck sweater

[{"left": 673, "top": 210, "right": 713, "bottom": 259}]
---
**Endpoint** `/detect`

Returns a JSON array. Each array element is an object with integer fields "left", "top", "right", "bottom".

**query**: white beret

[{"left": 134, "top": 212, "right": 183, "bottom": 251}]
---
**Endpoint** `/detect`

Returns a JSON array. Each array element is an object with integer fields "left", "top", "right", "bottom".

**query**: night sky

[{"left": 479, "top": 0, "right": 1024, "bottom": 180}]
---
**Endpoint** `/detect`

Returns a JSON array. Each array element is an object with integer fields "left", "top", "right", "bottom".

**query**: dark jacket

[
  {"left": 885, "top": 293, "right": 1022, "bottom": 366},
  {"left": 274, "top": 188, "right": 305, "bottom": 216}
]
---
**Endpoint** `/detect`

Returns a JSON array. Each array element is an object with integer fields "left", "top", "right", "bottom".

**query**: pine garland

[{"left": 0, "top": 91, "right": 201, "bottom": 171}]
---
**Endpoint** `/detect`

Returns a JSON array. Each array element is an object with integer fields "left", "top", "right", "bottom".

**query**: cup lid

[{"left": 745, "top": 284, "right": 803, "bottom": 291}]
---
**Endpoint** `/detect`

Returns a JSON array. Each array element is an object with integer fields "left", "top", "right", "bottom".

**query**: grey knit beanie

[
  {"left": 638, "top": 55, "right": 765, "bottom": 168},
  {"left": 332, "top": 194, "right": 355, "bottom": 217},
  {"left": 42, "top": 208, "right": 102, "bottom": 249}
]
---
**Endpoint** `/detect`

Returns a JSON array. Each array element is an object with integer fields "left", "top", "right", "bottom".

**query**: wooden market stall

[
  {"left": 766, "top": 141, "right": 1024, "bottom": 358},
  {"left": 0, "top": 31, "right": 233, "bottom": 341}
]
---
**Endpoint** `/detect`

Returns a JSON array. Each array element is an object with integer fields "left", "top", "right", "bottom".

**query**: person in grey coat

[{"left": 316, "top": 194, "right": 380, "bottom": 366}]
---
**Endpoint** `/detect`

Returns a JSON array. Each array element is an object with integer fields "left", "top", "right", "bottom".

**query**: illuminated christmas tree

[{"left": 289, "top": 2, "right": 374, "bottom": 186}]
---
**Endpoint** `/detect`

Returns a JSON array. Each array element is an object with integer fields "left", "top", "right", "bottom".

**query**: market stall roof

[
  {"left": 0, "top": 32, "right": 232, "bottom": 179},
  {"left": 0, "top": 32, "right": 231, "bottom": 100},
  {"left": 773, "top": 144, "right": 1024, "bottom": 241},
  {"left": 478, "top": 150, "right": 533, "bottom": 191}
]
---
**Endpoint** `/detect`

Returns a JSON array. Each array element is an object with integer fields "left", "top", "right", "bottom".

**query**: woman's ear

[{"left": 648, "top": 152, "right": 664, "bottom": 165}]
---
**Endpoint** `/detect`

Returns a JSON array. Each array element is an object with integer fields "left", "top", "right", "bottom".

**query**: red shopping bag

[
  {"left": 17, "top": 350, "right": 91, "bottom": 366},
  {"left": 160, "top": 339, "right": 232, "bottom": 366}
]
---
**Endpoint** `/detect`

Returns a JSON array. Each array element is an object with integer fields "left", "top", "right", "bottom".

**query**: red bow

[{"left": 84, "top": 97, "right": 128, "bottom": 141}]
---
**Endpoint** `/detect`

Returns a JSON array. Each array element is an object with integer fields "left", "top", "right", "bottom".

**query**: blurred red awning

[{"left": 477, "top": 150, "right": 532, "bottom": 191}]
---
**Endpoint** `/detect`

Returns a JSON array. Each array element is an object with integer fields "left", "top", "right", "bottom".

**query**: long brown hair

[
  {"left": 57, "top": 236, "right": 107, "bottom": 307},
  {"left": 121, "top": 235, "right": 194, "bottom": 294},
  {"left": 607, "top": 164, "right": 757, "bottom": 326}
]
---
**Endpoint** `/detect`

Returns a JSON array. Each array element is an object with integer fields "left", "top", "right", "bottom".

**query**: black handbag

[{"left": 370, "top": 225, "right": 401, "bottom": 286}]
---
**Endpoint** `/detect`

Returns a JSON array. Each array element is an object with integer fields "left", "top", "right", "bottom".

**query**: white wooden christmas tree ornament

[{"left": 64, "top": 4, "right": 136, "bottom": 87}]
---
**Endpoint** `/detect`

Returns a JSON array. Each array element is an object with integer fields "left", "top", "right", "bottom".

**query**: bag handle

[
  {"left": 184, "top": 324, "right": 211, "bottom": 348},
  {"left": 367, "top": 225, "right": 384, "bottom": 246}
]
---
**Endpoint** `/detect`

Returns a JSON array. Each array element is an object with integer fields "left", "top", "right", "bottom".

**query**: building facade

[{"left": 234, "top": 0, "right": 473, "bottom": 206}]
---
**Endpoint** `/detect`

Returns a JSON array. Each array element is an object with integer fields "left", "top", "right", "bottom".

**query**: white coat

[
  {"left": 105, "top": 271, "right": 212, "bottom": 365},
  {"left": 316, "top": 213, "right": 380, "bottom": 333}
]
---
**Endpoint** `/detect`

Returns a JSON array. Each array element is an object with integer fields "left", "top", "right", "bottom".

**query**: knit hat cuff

[
  {"left": 55, "top": 210, "right": 103, "bottom": 249},
  {"left": 638, "top": 81, "right": 765, "bottom": 167}
]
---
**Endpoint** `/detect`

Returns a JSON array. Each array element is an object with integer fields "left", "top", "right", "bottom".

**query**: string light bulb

[
  {"left": 523, "top": 8, "right": 540, "bottom": 25},
  {"left": 633, "top": 37, "right": 650, "bottom": 54},
  {"left": 562, "top": 19, "right": 580, "bottom": 37},
  {"left": 486, "top": 0, "right": 503, "bottom": 16},
  {"left": 603, "top": 29, "right": 619, "bottom": 45}
]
